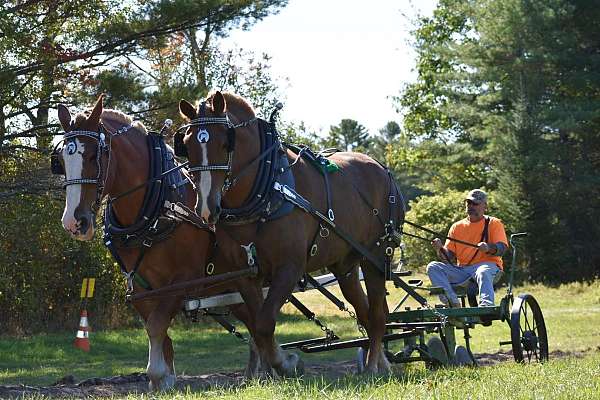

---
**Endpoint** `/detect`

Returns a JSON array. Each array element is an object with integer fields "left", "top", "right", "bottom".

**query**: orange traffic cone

[{"left": 73, "top": 309, "right": 90, "bottom": 352}]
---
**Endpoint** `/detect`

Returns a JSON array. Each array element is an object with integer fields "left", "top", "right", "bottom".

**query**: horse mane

[
  {"left": 73, "top": 108, "right": 147, "bottom": 134},
  {"left": 209, "top": 91, "right": 256, "bottom": 119}
]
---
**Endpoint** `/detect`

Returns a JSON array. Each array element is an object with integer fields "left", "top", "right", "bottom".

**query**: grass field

[{"left": 1, "top": 278, "right": 599, "bottom": 398}]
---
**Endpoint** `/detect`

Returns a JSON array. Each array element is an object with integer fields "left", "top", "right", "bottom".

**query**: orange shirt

[{"left": 444, "top": 216, "right": 508, "bottom": 269}]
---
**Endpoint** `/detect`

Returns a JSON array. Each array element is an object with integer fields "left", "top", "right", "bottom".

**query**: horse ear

[
  {"left": 212, "top": 91, "right": 226, "bottom": 115},
  {"left": 57, "top": 104, "right": 72, "bottom": 132},
  {"left": 89, "top": 94, "right": 104, "bottom": 123},
  {"left": 179, "top": 99, "right": 196, "bottom": 121}
]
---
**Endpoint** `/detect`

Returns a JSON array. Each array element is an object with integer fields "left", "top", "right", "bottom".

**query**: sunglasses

[{"left": 466, "top": 199, "right": 481, "bottom": 206}]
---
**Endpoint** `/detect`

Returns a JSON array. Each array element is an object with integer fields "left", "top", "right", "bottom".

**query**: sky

[{"left": 221, "top": 0, "right": 438, "bottom": 136}]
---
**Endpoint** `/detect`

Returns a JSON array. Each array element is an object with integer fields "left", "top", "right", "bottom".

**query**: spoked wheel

[{"left": 510, "top": 294, "right": 549, "bottom": 363}]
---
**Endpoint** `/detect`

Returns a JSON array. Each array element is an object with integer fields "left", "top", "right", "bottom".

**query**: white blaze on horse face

[
  {"left": 61, "top": 139, "right": 85, "bottom": 235},
  {"left": 198, "top": 143, "right": 212, "bottom": 221}
]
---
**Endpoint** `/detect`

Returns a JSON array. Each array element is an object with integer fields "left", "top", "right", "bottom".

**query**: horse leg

[
  {"left": 229, "top": 280, "right": 265, "bottom": 378},
  {"left": 335, "top": 264, "right": 370, "bottom": 332},
  {"left": 253, "top": 264, "right": 305, "bottom": 378},
  {"left": 361, "top": 262, "right": 392, "bottom": 375},
  {"left": 144, "top": 298, "right": 180, "bottom": 390}
]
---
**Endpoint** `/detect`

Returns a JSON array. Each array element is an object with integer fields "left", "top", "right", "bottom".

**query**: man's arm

[
  {"left": 432, "top": 238, "right": 457, "bottom": 264},
  {"left": 478, "top": 218, "right": 509, "bottom": 256},
  {"left": 478, "top": 242, "right": 507, "bottom": 256}
]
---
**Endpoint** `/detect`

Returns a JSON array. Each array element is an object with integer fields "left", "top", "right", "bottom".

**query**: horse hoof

[{"left": 148, "top": 374, "right": 176, "bottom": 391}]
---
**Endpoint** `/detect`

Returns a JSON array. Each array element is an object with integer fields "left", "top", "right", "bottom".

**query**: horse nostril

[{"left": 79, "top": 216, "right": 89, "bottom": 234}]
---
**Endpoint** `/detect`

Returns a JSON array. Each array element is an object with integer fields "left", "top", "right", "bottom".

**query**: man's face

[{"left": 465, "top": 199, "right": 486, "bottom": 218}]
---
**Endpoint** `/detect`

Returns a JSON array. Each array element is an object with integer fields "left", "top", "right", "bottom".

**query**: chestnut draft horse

[
  {"left": 178, "top": 91, "right": 405, "bottom": 376},
  {"left": 53, "top": 96, "right": 260, "bottom": 390}
]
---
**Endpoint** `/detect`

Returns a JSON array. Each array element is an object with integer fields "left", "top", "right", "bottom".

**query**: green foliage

[
  {"left": 396, "top": 0, "right": 600, "bottom": 282},
  {"left": 0, "top": 0, "right": 289, "bottom": 335},
  {"left": 0, "top": 180, "right": 131, "bottom": 335},
  {"left": 403, "top": 190, "right": 468, "bottom": 269}
]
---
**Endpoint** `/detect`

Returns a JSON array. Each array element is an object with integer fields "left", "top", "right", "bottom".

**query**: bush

[{"left": 0, "top": 193, "right": 133, "bottom": 336}]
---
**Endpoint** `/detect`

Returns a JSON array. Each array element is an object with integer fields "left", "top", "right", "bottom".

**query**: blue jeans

[{"left": 426, "top": 261, "right": 501, "bottom": 306}]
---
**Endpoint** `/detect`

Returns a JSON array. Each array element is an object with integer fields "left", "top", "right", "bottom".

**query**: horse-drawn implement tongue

[{"left": 125, "top": 266, "right": 258, "bottom": 302}]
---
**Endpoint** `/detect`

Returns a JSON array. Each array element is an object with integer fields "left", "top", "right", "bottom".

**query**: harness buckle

[
  {"left": 125, "top": 272, "right": 135, "bottom": 294},
  {"left": 328, "top": 209, "right": 335, "bottom": 221},
  {"left": 241, "top": 242, "right": 256, "bottom": 267},
  {"left": 389, "top": 195, "right": 396, "bottom": 204},
  {"left": 142, "top": 238, "right": 153, "bottom": 248},
  {"left": 148, "top": 219, "right": 159, "bottom": 234},
  {"left": 206, "top": 262, "right": 215, "bottom": 275}
]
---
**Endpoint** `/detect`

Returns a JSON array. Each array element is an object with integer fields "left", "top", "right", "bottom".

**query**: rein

[
  {"left": 403, "top": 220, "right": 481, "bottom": 249},
  {"left": 109, "top": 160, "right": 190, "bottom": 204}
]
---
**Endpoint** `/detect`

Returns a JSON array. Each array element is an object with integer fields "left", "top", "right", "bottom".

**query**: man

[{"left": 427, "top": 189, "right": 508, "bottom": 307}]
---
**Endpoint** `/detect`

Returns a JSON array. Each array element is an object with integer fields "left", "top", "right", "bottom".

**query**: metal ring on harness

[
  {"left": 319, "top": 225, "right": 330, "bottom": 238},
  {"left": 385, "top": 247, "right": 394, "bottom": 256},
  {"left": 310, "top": 244, "right": 318, "bottom": 256},
  {"left": 328, "top": 209, "right": 335, "bottom": 221},
  {"left": 206, "top": 262, "right": 215, "bottom": 275},
  {"left": 373, "top": 208, "right": 379, "bottom": 216}
]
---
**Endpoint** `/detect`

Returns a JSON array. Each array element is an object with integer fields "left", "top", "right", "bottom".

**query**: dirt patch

[{"left": 0, "top": 349, "right": 595, "bottom": 399}]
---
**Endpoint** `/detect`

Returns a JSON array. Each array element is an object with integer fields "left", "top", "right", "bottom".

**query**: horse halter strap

[
  {"left": 184, "top": 101, "right": 256, "bottom": 193},
  {"left": 54, "top": 123, "right": 133, "bottom": 212},
  {"left": 60, "top": 129, "right": 107, "bottom": 189}
]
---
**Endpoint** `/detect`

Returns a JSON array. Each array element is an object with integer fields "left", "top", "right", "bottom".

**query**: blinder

[
  {"left": 50, "top": 143, "right": 65, "bottom": 175},
  {"left": 174, "top": 131, "right": 188, "bottom": 158}
]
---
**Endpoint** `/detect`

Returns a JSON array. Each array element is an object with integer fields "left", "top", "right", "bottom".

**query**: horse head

[
  {"left": 55, "top": 96, "right": 148, "bottom": 240},
  {"left": 55, "top": 95, "right": 108, "bottom": 240},
  {"left": 178, "top": 91, "right": 258, "bottom": 224}
]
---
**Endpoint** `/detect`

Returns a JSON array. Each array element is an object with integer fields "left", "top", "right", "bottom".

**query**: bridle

[
  {"left": 175, "top": 101, "right": 257, "bottom": 194},
  {"left": 51, "top": 123, "right": 125, "bottom": 213}
]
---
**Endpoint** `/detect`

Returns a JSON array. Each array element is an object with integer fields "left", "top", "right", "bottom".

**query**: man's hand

[
  {"left": 431, "top": 238, "right": 443, "bottom": 251},
  {"left": 477, "top": 242, "right": 490, "bottom": 253}
]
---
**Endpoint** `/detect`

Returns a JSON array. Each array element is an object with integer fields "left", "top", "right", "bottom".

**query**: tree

[
  {"left": 0, "top": 0, "right": 289, "bottom": 334},
  {"left": 396, "top": 0, "right": 600, "bottom": 282},
  {"left": 325, "top": 119, "right": 370, "bottom": 151}
]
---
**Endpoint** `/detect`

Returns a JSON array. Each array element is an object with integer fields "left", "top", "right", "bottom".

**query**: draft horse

[
  {"left": 52, "top": 96, "right": 259, "bottom": 390},
  {"left": 178, "top": 91, "right": 405, "bottom": 375}
]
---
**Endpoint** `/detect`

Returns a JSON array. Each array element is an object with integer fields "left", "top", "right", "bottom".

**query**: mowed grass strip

[{"left": 0, "top": 279, "right": 599, "bottom": 387}]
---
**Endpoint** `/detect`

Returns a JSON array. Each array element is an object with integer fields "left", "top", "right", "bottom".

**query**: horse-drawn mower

[{"left": 183, "top": 232, "right": 548, "bottom": 370}]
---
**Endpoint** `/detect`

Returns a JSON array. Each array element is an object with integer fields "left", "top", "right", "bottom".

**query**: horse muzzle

[
  {"left": 63, "top": 213, "right": 95, "bottom": 241},
  {"left": 195, "top": 190, "right": 222, "bottom": 224}
]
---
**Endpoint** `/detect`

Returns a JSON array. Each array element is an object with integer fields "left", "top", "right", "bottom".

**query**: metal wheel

[
  {"left": 510, "top": 294, "right": 548, "bottom": 363},
  {"left": 425, "top": 337, "right": 449, "bottom": 369}
]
